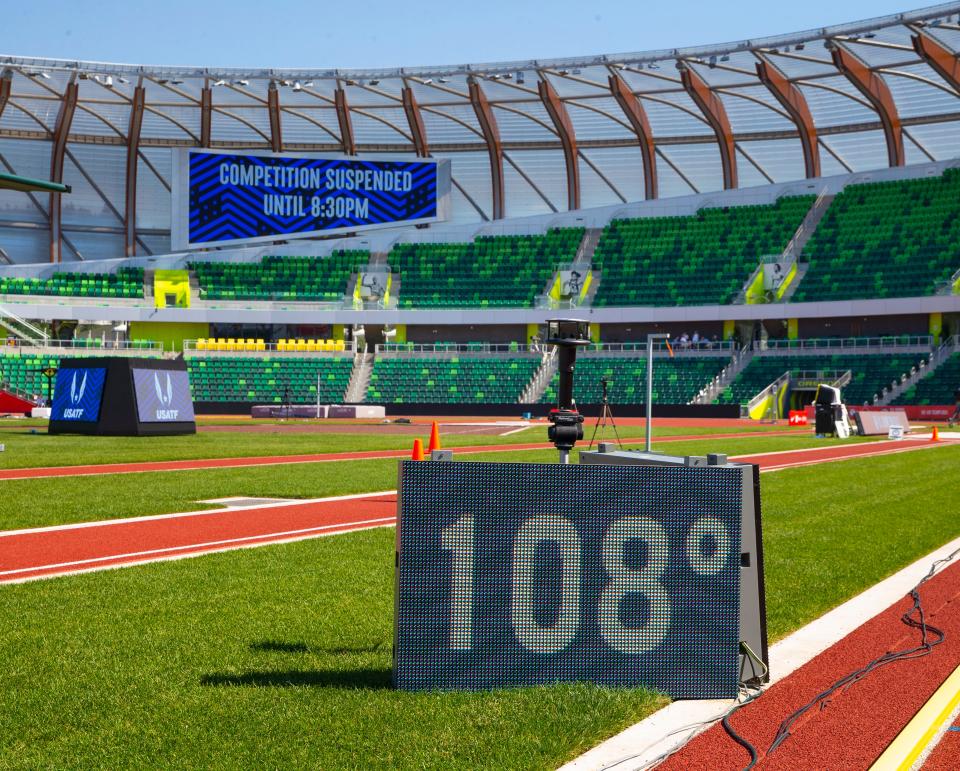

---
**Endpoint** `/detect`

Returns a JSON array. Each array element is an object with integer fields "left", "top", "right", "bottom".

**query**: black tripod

[{"left": 587, "top": 377, "right": 622, "bottom": 450}]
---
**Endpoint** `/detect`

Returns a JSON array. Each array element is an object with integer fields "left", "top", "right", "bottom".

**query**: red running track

[
  {"left": 0, "top": 430, "right": 805, "bottom": 482},
  {"left": 0, "top": 493, "right": 398, "bottom": 583},
  {"left": 0, "top": 438, "right": 951, "bottom": 585},
  {"left": 660, "top": 557, "right": 960, "bottom": 770}
]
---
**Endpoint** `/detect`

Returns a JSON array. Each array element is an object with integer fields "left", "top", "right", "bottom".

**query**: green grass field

[
  {"left": 0, "top": 417, "right": 797, "bottom": 470},
  {"left": 2, "top": 433, "right": 873, "bottom": 531},
  {"left": 1, "top": 422, "right": 956, "bottom": 769}
]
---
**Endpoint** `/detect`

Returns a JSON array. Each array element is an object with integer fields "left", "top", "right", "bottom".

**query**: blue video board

[
  {"left": 51, "top": 368, "right": 107, "bottom": 422},
  {"left": 175, "top": 150, "right": 446, "bottom": 248},
  {"left": 132, "top": 369, "right": 195, "bottom": 423},
  {"left": 394, "top": 461, "right": 743, "bottom": 698}
]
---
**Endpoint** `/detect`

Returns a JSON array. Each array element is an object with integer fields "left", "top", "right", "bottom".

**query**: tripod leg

[{"left": 605, "top": 404, "right": 624, "bottom": 448}]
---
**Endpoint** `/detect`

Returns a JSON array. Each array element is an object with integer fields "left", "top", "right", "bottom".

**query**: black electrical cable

[
  {"left": 766, "top": 545, "right": 960, "bottom": 755},
  {"left": 721, "top": 688, "right": 762, "bottom": 770}
]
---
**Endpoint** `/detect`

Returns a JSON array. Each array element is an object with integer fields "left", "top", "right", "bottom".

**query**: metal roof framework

[{"left": 0, "top": 3, "right": 959, "bottom": 261}]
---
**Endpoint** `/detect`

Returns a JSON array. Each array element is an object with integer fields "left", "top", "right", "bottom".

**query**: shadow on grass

[
  {"left": 201, "top": 667, "right": 392, "bottom": 690},
  {"left": 249, "top": 640, "right": 388, "bottom": 655}
]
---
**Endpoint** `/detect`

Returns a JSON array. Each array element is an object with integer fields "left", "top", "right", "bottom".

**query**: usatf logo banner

[
  {"left": 51, "top": 368, "right": 107, "bottom": 422},
  {"left": 177, "top": 150, "right": 443, "bottom": 248},
  {"left": 132, "top": 369, "right": 195, "bottom": 423}
]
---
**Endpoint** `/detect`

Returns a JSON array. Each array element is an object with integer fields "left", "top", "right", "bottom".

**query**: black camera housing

[{"left": 547, "top": 408, "right": 584, "bottom": 451}]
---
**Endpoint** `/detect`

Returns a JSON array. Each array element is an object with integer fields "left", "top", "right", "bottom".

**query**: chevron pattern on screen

[{"left": 188, "top": 152, "right": 438, "bottom": 245}]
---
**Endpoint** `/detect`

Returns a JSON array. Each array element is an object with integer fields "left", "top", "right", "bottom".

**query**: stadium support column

[
  {"left": 334, "top": 86, "right": 356, "bottom": 155},
  {"left": 830, "top": 44, "right": 904, "bottom": 167},
  {"left": 468, "top": 79, "right": 505, "bottom": 219},
  {"left": 538, "top": 76, "right": 580, "bottom": 210},
  {"left": 401, "top": 87, "right": 430, "bottom": 158},
  {"left": 755, "top": 57, "right": 820, "bottom": 179},
  {"left": 608, "top": 71, "right": 657, "bottom": 200},
  {"left": 200, "top": 83, "right": 212, "bottom": 148},
  {"left": 124, "top": 82, "right": 145, "bottom": 258},
  {"left": 267, "top": 82, "right": 282, "bottom": 154},
  {"left": 48, "top": 75, "right": 78, "bottom": 263},
  {"left": 911, "top": 31, "right": 960, "bottom": 94},
  {"left": 680, "top": 64, "right": 737, "bottom": 190},
  {"left": 0, "top": 70, "right": 11, "bottom": 121}
]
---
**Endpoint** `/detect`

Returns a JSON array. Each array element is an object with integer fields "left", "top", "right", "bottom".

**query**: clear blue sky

[{"left": 3, "top": 0, "right": 931, "bottom": 70}]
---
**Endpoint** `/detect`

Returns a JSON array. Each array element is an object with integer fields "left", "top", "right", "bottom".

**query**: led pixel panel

[
  {"left": 131, "top": 369, "right": 195, "bottom": 423},
  {"left": 50, "top": 367, "right": 106, "bottom": 423},
  {"left": 394, "top": 461, "right": 744, "bottom": 698},
  {"left": 173, "top": 150, "right": 450, "bottom": 249}
]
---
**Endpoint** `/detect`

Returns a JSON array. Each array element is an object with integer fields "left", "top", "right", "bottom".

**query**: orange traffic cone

[
  {"left": 411, "top": 438, "right": 425, "bottom": 460},
  {"left": 428, "top": 421, "right": 441, "bottom": 453},
  {"left": 931, "top": 426, "right": 940, "bottom": 442}
]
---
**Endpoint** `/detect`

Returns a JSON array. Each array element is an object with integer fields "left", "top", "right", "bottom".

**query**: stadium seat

[
  {"left": 592, "top": 196, "right": 814, "bottom": 307},
  {"left": 794, "top": 170, "right": 960, "bottom": 302}
]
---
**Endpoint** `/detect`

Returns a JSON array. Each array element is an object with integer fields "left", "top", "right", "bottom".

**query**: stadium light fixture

[
  {"left": 117, "top": 76, "right": 129, "bottom": 84},
  {"left": 171, "top": 79, "right": 184, "bottom": 85},
  {"left": 368, "top": 79, "right": 380, "bottom": 85},
  {"left": 303, "top": 81, "right": 314, "bottom": 87},
  {"left": 292, "top": 81, "right": 303, "bottom": 91},
  {"left": 234, "top": 79, "right": 249, "bottom": 86},
  {"left": 212, "top": 79, "right": 226, "bottom": 86},
  {"left": 422, "top": 78, "right": 433, "bottom": 84},
  {"left": 437, "top": 77, "right": 450, "bottom": 83}
]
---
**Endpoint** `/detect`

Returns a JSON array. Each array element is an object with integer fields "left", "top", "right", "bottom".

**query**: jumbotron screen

[
  {"left": 394, "top": 461, "right": 744, "bottom": 698},
  {"left": 172, "top": 150, "right": 450, "bottom": 248}
]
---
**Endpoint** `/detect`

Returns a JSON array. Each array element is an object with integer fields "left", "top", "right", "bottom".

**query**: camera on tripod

[{"left": 545, "top": 319, "right": 591, "bottom": 463}]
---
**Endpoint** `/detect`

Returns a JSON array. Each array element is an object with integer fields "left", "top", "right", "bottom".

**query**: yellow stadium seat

[
  {"left": 306, "top": 339, "right": 318, "bottom": 352},
  {"left": 217, "top": 338, "right": 228, "bottom": 351},
  {"left": 296, "top": 339, "right": 308, "bottom": 351},
  {"left": 196, "top": 338, "right": 207, "bottom": 351},
  {"left": 335, "top": 340, "right": 345, "bottom": 352},
  {"left": 255, "top": 339, "right": 266, "bottom": 351}
]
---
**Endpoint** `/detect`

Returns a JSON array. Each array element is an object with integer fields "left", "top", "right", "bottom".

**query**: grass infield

[
  {"left": 0, "top": 417, "right": 795, "bottom": 470},
  {"left": 1, "top": 437, "right": 955, "bottom": 768},
  {"left": 2, "top": 433, "right": 872, "bottom": 531}
]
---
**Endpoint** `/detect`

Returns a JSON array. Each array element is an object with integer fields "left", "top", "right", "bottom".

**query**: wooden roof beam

[
  {"left": 334, "top": 86, "right": 356, "bottom": 155},
  {"left": 48, "top": 76, "right": 78, "bottom": 263},
  {"left": 267, "top": 82, "right": 282, "bottom": 153},
  {"left": 755, "top": 55, "right": 821, "bottom": 178},
  {"left": 537, "top": 75, "right": 580, "bottom": 210},
  {"left": 680, "top": 64, "right": 738, "bottom": 189},
  {"left": 608, "top": 71, "right": 657, "bottom": 199},
  {"left": 468, "top": 78, "right": 505, "bottom": 219},
  {"left": 830, "top": 43, "right": 904, "bottom": 167},
  {"left": 124, "top": 82, "right": 145, "bottom": 257},
  {"left": 401, "top": 86, "right": 429, "bottom": 157}
]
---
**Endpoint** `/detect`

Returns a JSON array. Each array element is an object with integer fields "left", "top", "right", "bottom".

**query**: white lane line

[
  {"left": 0, "top": 490, "right": 397, "bottom": 537},
  {"left": 0, "top": 515, "right": 397, "bottom": 577},
  {"left": 0, "top": 521, "right": 396, "bottom": 585}
]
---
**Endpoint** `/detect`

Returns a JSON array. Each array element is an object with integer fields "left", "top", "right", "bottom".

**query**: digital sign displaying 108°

[{"left": 394, "top": 461, "right": 746, "bottom": 699}]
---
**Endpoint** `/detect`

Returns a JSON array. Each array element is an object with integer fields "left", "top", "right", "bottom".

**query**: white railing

[
  {"left": 582, "top": 340, "right": 735, "bottom": 355},
  {"left": 760, "top": 335, "right": 934, "bottom": 352},
  {"left": 520, "top": 346, "right": 559, "bottom": 403},
  {"left": 692, "top": 345, "right": 753, "bottom": 404},
  {"left": 376, "top": 342, "right": 534, "bottom": 356},
  {"left": 3, "top": 338, "right": 163, "bottom": 353}
]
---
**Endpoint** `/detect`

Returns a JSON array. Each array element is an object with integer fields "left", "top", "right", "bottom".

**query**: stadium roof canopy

[{"left": 1, "top": 3, "right": 960, "bottom": 262}]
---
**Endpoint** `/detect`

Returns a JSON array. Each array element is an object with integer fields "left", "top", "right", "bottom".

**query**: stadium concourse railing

[
  {"left": 759, "top": 335, "right": 934, "bottom": 353},
  {"left": 2, "top": 339, "right": 165, "bottom": 356}
]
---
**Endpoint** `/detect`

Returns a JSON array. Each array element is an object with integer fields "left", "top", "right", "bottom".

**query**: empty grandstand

[{"left": 0, "top": 6, "right": 957, "bottom": 417}]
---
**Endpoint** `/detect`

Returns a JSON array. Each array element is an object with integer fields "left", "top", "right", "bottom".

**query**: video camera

[{"left": 545, "top": 319, "right": 591, "bottom": 463}]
